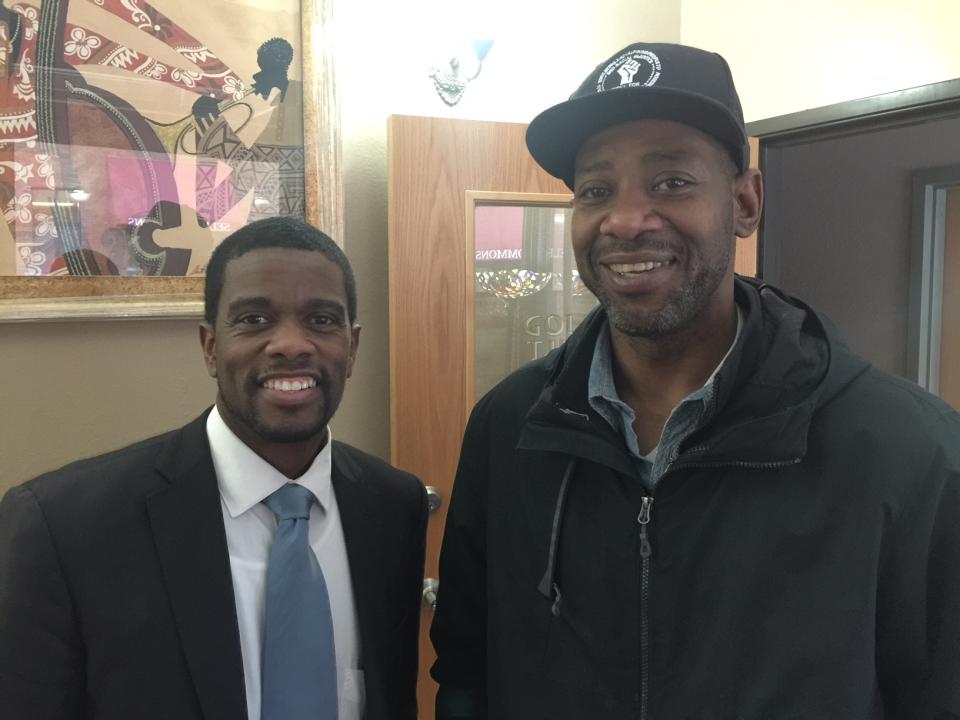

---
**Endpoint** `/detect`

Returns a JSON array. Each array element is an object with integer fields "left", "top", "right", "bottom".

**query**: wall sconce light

[{"left": 429, "top": 39, "right": 494, "bottom": 106}]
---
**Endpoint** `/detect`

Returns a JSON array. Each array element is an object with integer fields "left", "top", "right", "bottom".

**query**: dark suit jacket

[{"left": 0, "top": 412, "right": 428, "bottom": 720}]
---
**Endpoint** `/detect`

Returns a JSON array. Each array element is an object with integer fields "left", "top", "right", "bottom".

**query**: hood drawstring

[{"left": 537, "top": 457, "right": 577, "bottom": 617}]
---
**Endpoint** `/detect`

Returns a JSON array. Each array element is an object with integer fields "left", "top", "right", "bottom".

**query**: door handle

[
  {"left": 425, "top": 486, "right": 442, "bottom": 512},
  {"left": 422, "top": 577, "right": 439, "bottom": 610}
]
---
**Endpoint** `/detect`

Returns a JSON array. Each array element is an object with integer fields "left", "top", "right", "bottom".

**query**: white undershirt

[{"left": 206, "top": 406, "right": 364, "bottom": 720}]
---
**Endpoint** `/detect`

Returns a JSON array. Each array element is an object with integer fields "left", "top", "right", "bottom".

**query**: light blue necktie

[{"left": 261, "top": 483, "right": 338, "bottom": 720}]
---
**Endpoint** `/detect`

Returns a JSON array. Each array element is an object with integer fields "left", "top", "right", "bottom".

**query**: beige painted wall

[
  {"left": 0, "top": 313, "right": 389, "bottom": 494},
  {"left": 1, "top": 320, "right": 211, "bottom": 491},
  {"left": 334, "top": 0, "right": 681, "bottom": 463},
  {"left": 681, "top": 0, "right": 960, "bottom": 122},
  {"left": 1, "top": 0, "right": 679, "bottom": 492}
]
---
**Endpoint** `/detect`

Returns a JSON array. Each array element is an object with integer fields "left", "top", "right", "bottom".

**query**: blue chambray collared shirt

[{"left": 587, "top": 306, "right": 743, "bottom": 490}]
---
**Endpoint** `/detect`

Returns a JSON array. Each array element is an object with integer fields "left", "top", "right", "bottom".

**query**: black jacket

[
  {"left": 431, "top": 277, "right": 960, "bottom": 720},
  {"left": 0, "top": 412, "right": 427, "bottom": 720}
]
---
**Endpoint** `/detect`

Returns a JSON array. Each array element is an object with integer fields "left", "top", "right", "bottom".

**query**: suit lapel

[
  {"left": 331, "top": 444, "right": 384, "bottom": 669},
  {"left": 146, "top": 413, "right": 247, "bottom": 720}
]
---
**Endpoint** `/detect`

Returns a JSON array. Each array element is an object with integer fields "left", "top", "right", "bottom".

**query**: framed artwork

[{"left": 0, "top": 0, "right": 341, "bottom": 321}]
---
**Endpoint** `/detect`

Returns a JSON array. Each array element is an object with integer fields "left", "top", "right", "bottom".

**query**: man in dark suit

[{"left": 0, "top": 216, "right": 428, "bottom": 720}]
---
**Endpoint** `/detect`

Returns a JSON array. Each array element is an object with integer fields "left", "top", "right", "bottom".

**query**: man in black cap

[{"left": 430, "top": 42, "right": 960, "bottom": 719}]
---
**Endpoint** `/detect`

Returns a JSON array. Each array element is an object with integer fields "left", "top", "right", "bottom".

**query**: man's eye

[
  {"left": 575, "top": 185, "right": 611, "bottom": 202},
  {"left": 654, "top": 177, "right": 693, "bottom": 191},
  {"left": 237, "top": 313, "right": 269, "bottom": 325},
  {"left": 309, "top": 314, "right": 339, "bottom": 327}
]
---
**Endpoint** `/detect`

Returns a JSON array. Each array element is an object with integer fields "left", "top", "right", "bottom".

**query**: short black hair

[{"left": 204, "top": 216, "right": 356, "bottom": 325}]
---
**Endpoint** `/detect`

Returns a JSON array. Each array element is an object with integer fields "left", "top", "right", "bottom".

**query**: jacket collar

[
  {"left": 519, "top": 304, "right": 636, "bottom": 475},
  {"left": 146, "top": 411, "right": 248, "bottom": 720},
  {"left": 519, "top": 277, "right": 867, "bottom": 471}
]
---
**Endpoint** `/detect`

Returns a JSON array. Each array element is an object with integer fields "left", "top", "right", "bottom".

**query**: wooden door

[
  {"left": 387, "top": 115, "right": 759, "bottom": 717},
  {"left": 387, "top": 115, "right": 568, "bottom": 718}
]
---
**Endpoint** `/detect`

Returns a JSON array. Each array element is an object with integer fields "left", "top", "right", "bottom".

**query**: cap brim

[{"left": 526, "top": 87, "right": 748, "bottom": 189}]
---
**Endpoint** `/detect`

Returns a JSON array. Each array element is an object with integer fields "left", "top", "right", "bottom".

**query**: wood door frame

[
  {"left": 940, "top": 188, "right": 960, "bottom": 409},
  {"left": 464, "top": 190, "right": 572, "bottom": 418},
  {"left": 909, "top": 165, "right": 960, "bottom": 393},
  {"left": 747, "top": 80, "right": 960, "bottom": 391}
]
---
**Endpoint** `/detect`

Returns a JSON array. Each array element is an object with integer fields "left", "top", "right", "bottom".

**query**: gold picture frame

[{"left": 0, "top": 0, "right": 342, "bottom": 322}]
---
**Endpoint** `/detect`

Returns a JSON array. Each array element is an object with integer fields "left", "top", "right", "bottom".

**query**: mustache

[
  {"left": 589, "top": 233, "right": 680, "bottom": 258},
  {"left": 254, "top": 360, "right": 324, "bottom": 380}
]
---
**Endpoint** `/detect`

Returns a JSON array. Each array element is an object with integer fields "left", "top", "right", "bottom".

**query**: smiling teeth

[
  {"left": 610, "top": 261, "right": 665, "bottom": 274},
  {"left": 263, "top": 378, "right": 317, "bottom": 392}
]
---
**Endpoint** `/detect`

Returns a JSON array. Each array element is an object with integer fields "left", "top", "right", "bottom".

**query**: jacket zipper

[
  {"left": 674, "top": 441, "right": 803, "bottom": 472},
  {"left": 637, "top": 495, "right": 653, "bottom": 720},
  {"left": 671, "top": 457, "right": 803, "bottom": 472},
  {"left": 631, "top": 452, "right": 798, "bottom": 719},
  {"left": 536, "top": 438, "right": 798, "bottom": 718}
]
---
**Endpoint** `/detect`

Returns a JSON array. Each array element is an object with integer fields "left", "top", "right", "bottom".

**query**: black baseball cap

[{"left": 526, "top": 42, "right": 749, "bottom": 189}]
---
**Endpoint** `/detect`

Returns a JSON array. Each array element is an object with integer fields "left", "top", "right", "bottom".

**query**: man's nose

[
  {"left": 266, "top": 319, "right": 314, "bottom": 358},
  {"left": 599, "top": 188, "right": 665, "bottom": 240}
]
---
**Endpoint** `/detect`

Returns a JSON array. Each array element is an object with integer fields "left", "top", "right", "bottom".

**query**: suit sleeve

[
  {"left": 875, "top": 422, "right": 960, "bottom": 719},
  {"left": 430, "top": 404, "right": 490, "bottom": 720},
  {"left": 397, "top": 479, "right": 428, "bottom": 720},
  {"left": 0, "top": 484, "right": 85, "bottom": 720}
]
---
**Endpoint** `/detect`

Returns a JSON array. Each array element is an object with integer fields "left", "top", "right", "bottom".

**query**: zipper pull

[
  {"left": 550, "top": 583, "right": 562, "bottom": 617},
  {"left": 637, "top": 496, "right": 653, "bottom": 559}
]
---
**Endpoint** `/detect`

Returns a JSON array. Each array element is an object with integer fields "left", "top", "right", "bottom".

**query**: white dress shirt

[{"left": 206, "top": 406, "right": 364, "bottom": 720}]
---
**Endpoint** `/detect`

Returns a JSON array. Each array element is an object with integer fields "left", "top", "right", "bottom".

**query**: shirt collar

[
  {"left": 706, "top": 304, "right": 743, "bottom": 386},
  {"left": 588, "top": 321, "right": 630, "bottom": 419},
  {"left": 206, "top": 405, "right": 333, "bottom": 519},
  {"left": 588, "top": 304, "right": 744, "bottom": 414}
]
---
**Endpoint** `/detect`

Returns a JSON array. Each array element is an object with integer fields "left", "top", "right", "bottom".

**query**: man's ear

[
  {"left": 733, "top": 169, "right": 764, "bottom": 238},
  {"left": 346, "top": 323, "right": 361, "bottom": 379},
  {"left": 199, "top": 322, "right": 217, "bottom": 378}
]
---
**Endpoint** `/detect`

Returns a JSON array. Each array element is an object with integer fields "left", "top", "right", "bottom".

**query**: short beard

[
  {"left": 245, "top": 418, "right": 328, "bottom": 444},
  {"left": 602, "top": 256, "right": 727, "bottom": 337},
  {"left": 583, "top": 221, "right": 733, "bottom": 339},
  {"left": 218, "top": 386, "right": 335, "bottom": 446}
]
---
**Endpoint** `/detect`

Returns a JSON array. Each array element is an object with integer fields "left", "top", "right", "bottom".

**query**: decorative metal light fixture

[{"left": 429, "top": 39, "right": 494, "bottom": 106}]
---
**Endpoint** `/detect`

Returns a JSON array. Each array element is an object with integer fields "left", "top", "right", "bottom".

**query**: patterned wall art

[{"left": 0, "top": 0, "right": 341, "bottom": 320}]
